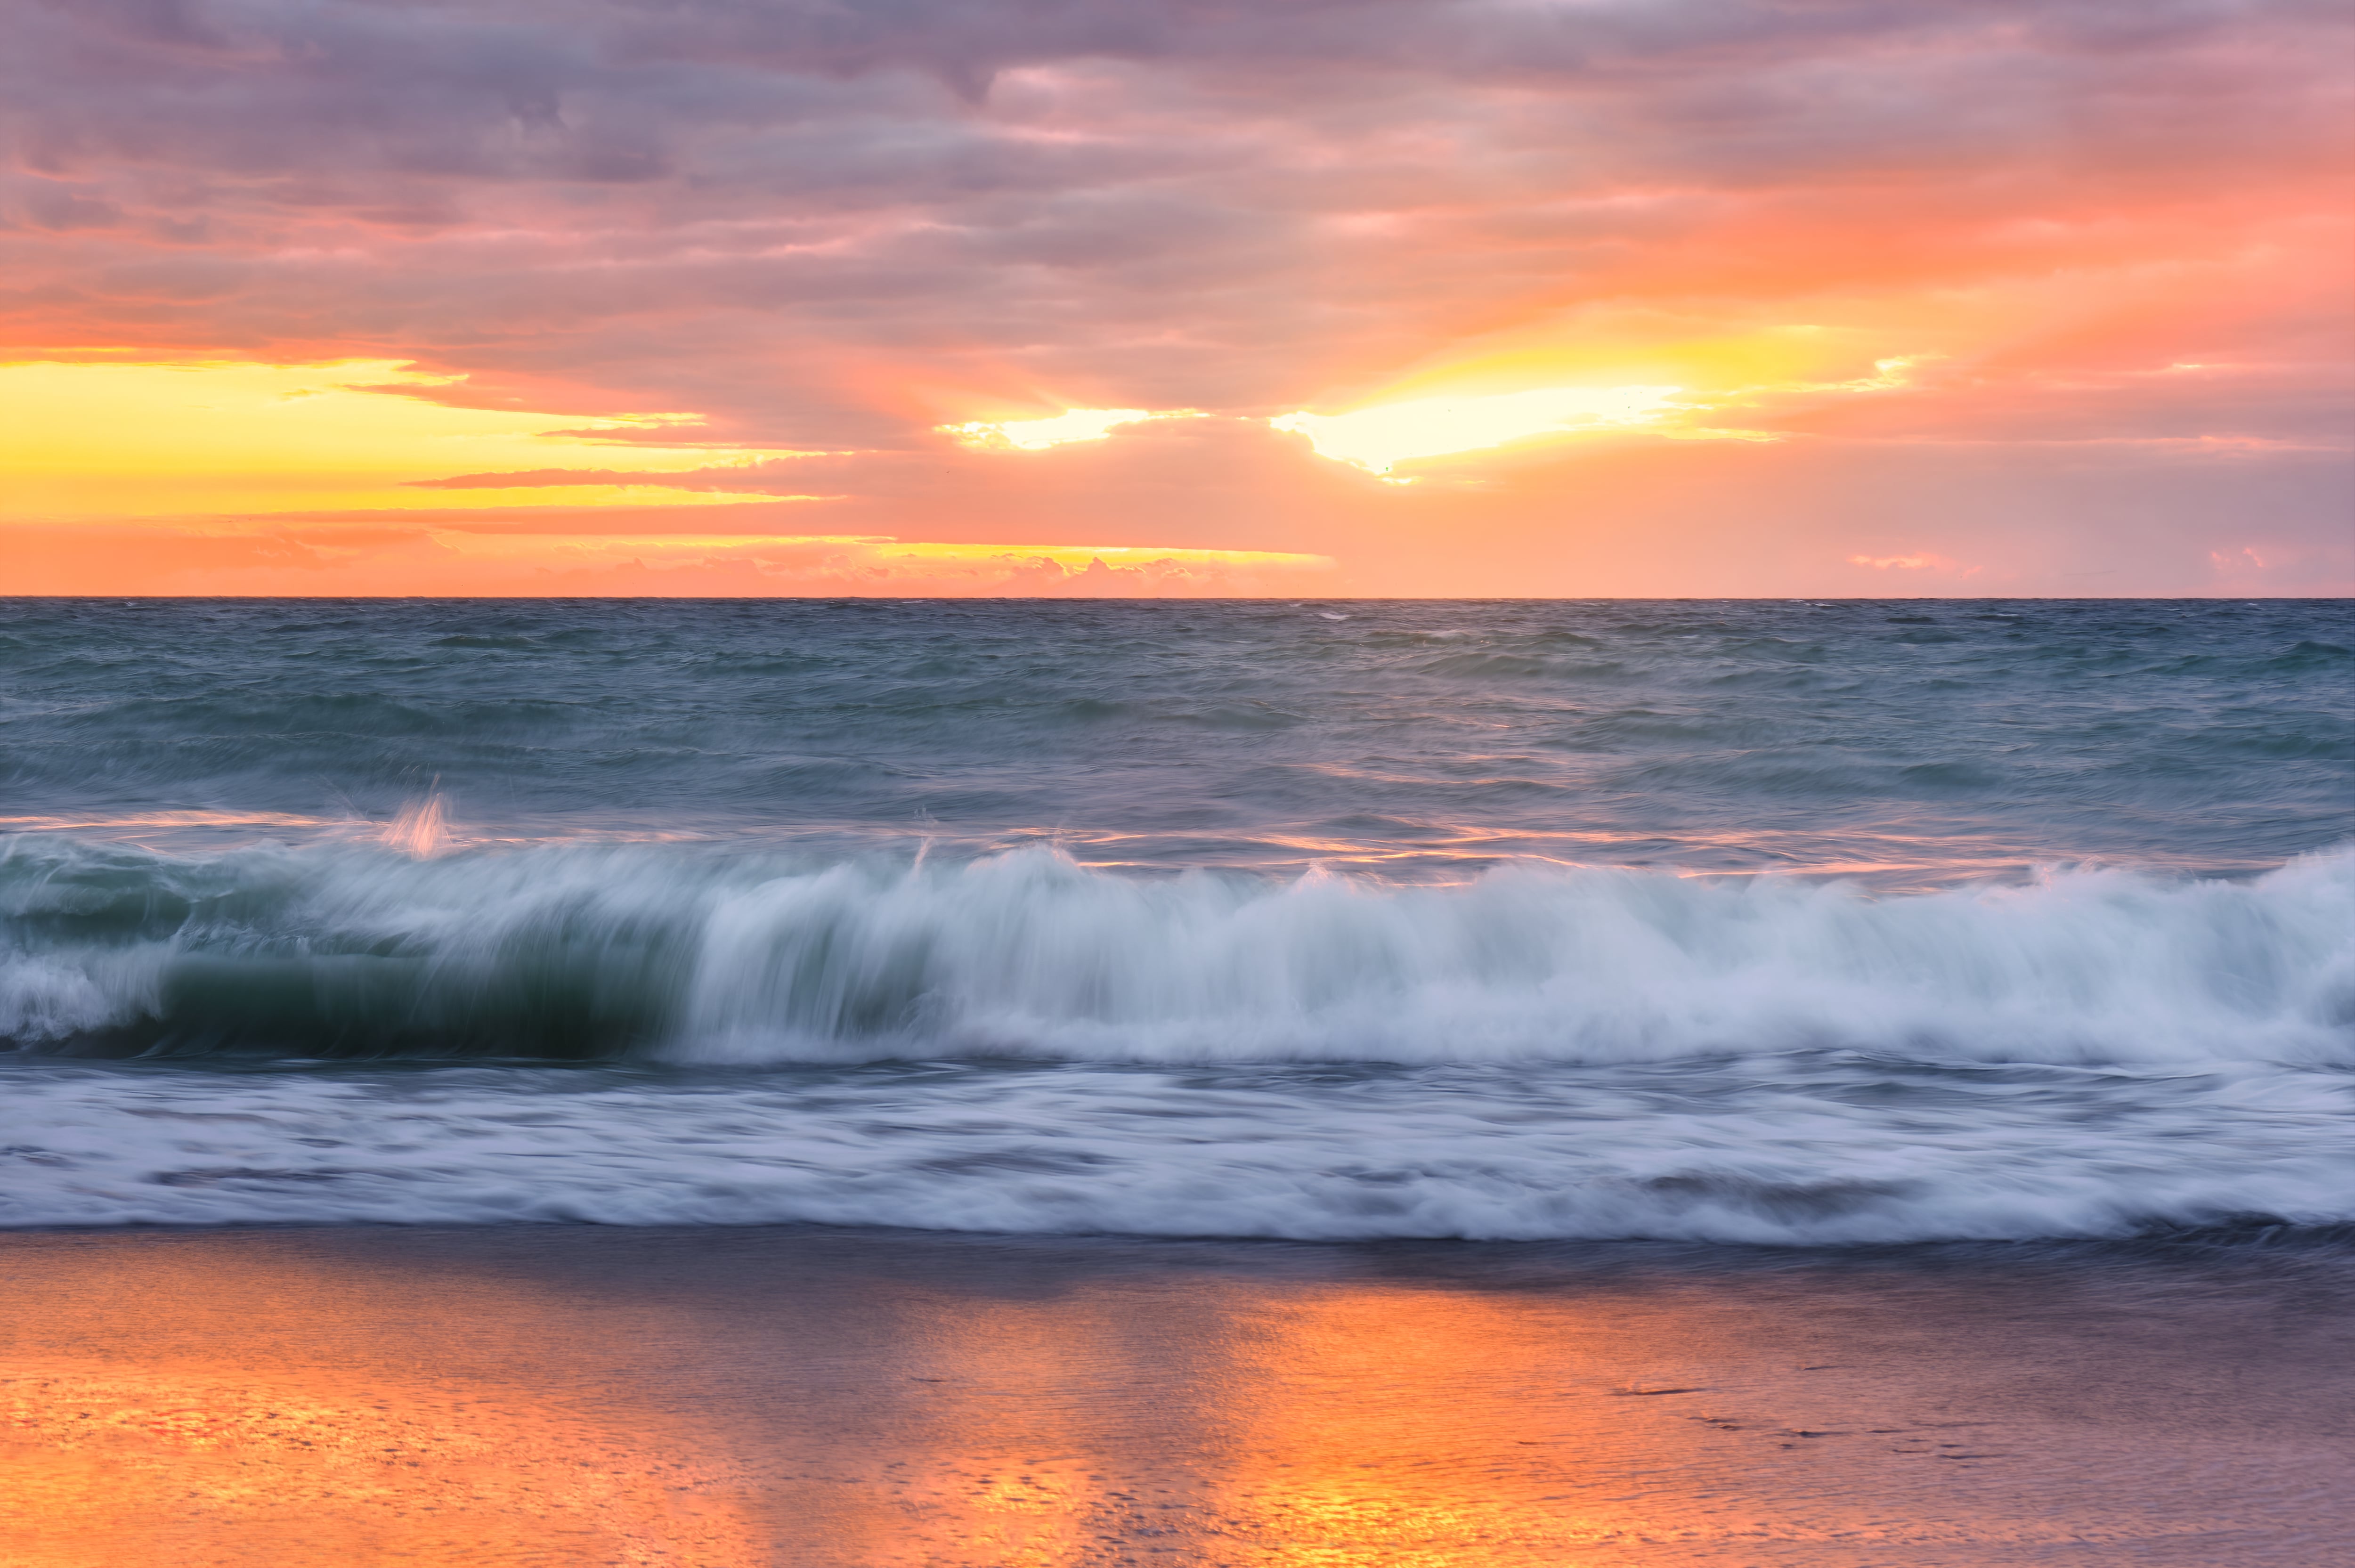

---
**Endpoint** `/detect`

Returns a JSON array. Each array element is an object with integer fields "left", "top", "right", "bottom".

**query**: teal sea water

[{"left": 2, "top": 598, "right": 2349, "bottom": 1240}]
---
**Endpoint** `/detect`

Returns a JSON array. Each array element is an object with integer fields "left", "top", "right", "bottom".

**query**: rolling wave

[{"left": 6, "top": 835, "right": 2348, "bottom": 1066}]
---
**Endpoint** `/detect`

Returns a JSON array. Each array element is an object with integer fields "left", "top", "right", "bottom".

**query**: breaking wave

[{"left": 6, "top": 835, "right": 2349, "bottom": 1066}]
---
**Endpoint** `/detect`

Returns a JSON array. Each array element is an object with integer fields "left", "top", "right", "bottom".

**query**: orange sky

[{"left": 2, "top": 0, "right": 2348, "bottom": 596}]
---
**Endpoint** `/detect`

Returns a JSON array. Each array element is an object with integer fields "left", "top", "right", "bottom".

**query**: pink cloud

[
  {"left": 1849, "top": 553, "right": 1969, "bottom": 573},
  {"left": 2, "top": 0, "right": 2348, "bottom": 592}
]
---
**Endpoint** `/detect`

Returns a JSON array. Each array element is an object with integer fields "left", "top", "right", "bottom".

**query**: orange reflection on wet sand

[
  {"left": 1, "top": 1364, "right": 756, "bottom": 1568},
  {"left": 0, "top": 1237, "right": 762, "bottom": 1568},
  {"left": 868, "top": 1279, "right": 1826, "bottom": 1565},
  {"left": 1212, "top": 1287, "right": 1655, "bottom": 1564},
  {"left": 1, "top": 1229, "right": 2344, "bottom": 1566}
]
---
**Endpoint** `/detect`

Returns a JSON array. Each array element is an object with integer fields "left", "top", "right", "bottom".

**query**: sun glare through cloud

[
  {"left": 941, "top": 408, "right": 1202, "bottom": 451},
  {"left": 1269, "top": 386, "right": 1686, "bottom": 475}
]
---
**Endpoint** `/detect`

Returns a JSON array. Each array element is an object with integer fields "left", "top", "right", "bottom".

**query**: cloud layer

[{"left": 3, "top": 0, "right": 2349, "bottom": 592}]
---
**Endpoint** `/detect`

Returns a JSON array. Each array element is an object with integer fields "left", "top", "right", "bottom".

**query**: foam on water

[{"left": 2, "top": 1048, "right": 2349, "bottom": 1241}]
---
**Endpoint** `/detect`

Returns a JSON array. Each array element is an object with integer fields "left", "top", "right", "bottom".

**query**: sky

[{"left": 2, "top": 0, "right": 2349, "bottom": 597}]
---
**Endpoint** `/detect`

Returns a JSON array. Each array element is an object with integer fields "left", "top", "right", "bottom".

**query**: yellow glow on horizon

[
  {"left": 1269, "top": 384, "right": 1684, "bottom": 474},
  {"left": 423, "top": 530, "right": 1330, "bottom": 572},
  {"left": 940, "top": 407, "right": 1202, "bottom": 450},
  {"left": 0, "top": 359, "right": 815, "bottom": 516}
]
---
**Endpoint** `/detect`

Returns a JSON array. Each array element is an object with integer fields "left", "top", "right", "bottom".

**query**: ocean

[{"left": 3, "top": 597, "right": 2349, "bottom": 1243}]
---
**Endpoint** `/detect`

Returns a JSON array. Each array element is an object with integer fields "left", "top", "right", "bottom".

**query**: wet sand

[{"left": 1, "top": 1227, "right": 2349, "bottom": 1566}]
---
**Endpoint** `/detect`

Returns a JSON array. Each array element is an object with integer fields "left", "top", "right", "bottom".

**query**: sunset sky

[{"left": 3, "top": 0, "right": 2348, "bottom": 596}]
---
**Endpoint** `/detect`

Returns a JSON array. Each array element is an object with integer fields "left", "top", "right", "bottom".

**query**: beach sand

[{"left": 1, "top": 1227, "right": 2348, "bottom": 1566}]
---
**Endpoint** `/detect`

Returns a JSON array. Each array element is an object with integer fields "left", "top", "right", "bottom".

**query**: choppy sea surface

[{"left": 2, "top": 598, "right": 2348, "bottom": 1242}]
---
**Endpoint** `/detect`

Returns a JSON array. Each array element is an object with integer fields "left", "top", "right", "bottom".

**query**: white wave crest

[
  {"left": 2, "top": 838, "right": 2350, "bottom": 1064},
  {"left": 677, "top": 847, "right": 2355, "bottom": 1064}
]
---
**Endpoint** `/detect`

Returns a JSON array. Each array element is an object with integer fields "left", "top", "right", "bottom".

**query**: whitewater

[{"left": 2, "top": 597, "right": 2349, "bottom": 1242}]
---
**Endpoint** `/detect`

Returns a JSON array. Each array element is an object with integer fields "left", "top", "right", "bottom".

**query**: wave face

[
  {"left": 4, "top": 839, "right": 2350, "bottom": 1067},
  {"left": 2, "top": 597, "right": 2351, "bottom": 1242}
]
